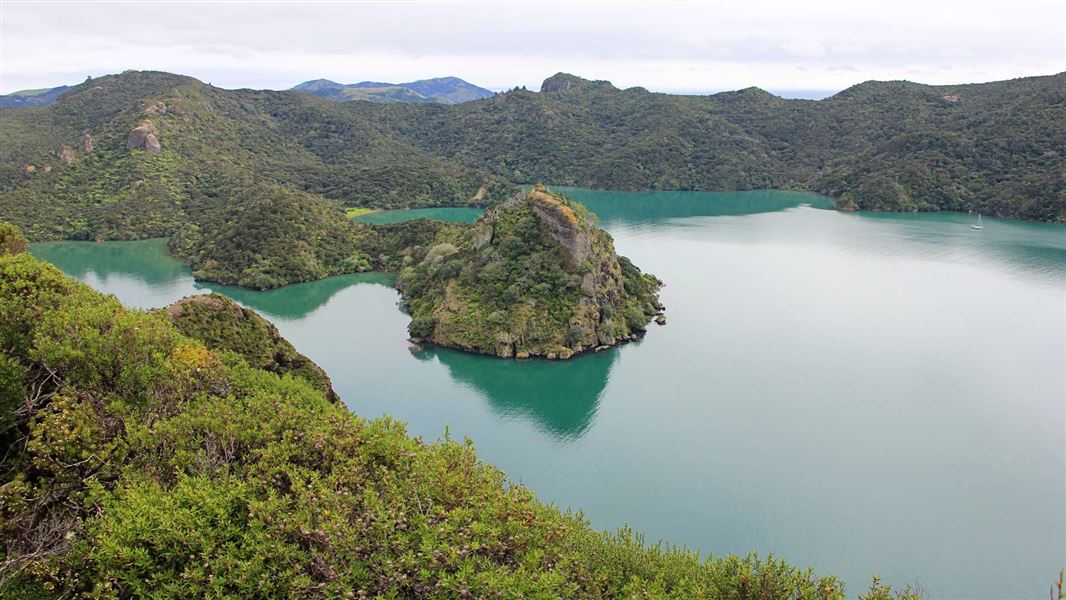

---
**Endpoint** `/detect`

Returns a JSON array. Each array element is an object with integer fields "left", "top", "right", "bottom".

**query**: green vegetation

[
  {"left": 161, "top": 293, "right": 338, "bottom": 401},
  {"left": 0, "top": 70, "right": 515, "bottom": 244},
  {"left": 0, "top": 229, "right": 918, "bottom": 598},
  {"left": 345, "top": 206, "right": 378, "bottom": 218},
  {"left": 369, "top": 72, "right": 1065, "bottom": 221},
  {"left": 2, "top": 69, "right": 1061, "bottom": 252},
  {"left": 168, "top": 185, "right": 373, "bottom": 289},
  {"left": 0, "top": 222, "right": 28, "bottom": 255},
  {"left": 398, "top": 187, "right": 663, "bottom": 358},
  {"left": 168, "top": 184, "right": 468, "bottom": 289}
]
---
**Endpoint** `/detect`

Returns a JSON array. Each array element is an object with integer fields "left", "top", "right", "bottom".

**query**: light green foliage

[{"left": 0, "top": 252, "right": 907, "bottom": 598}]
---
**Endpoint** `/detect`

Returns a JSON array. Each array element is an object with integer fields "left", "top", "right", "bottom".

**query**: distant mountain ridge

[
  {"left": 0, "top": 85, "right": 71, "bottom": 108},
  {"left": 291, "top": 76, "right": 494, "bottom": 104}
]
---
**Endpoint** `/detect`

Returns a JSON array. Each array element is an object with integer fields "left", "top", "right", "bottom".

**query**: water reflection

[
  {"left": 413, "top": 346, "right": 619, "bottom": 441},
  {"left": 557, "top": 187, "right": 834, "bottom": 224},
  {"left": 31, "top": 239, "right": 396, "bottom": 319},
  {"left": 31, "top": 238, "right": 188, "bottom": 285},
  {"left": 203, "top": 273, "right": 396, "bottom": 320}
]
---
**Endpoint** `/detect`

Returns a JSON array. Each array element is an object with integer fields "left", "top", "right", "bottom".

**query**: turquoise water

[
  {"left": 31, "top": 190, "right": 1066, "bottom": 599},
  {"left": 353, "top": 206, "right": 484, "bottom": 224}
]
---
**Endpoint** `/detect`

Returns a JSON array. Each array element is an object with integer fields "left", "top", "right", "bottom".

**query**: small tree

[{"left": 0, "top": 222, "right": 28, "bottom": 255}]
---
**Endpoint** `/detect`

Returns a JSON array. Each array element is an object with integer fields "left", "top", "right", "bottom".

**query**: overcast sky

[{"left": 1, "top": 0, "right": 1063, "bottom": 96}]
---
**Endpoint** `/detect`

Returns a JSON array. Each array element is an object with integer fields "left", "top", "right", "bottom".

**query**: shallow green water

[
  {"left": 31, "top": 190, "right": 1066, "bottom": 599},
  {"left": 353, "top": 206, "right": 484, "bottom": 224}
]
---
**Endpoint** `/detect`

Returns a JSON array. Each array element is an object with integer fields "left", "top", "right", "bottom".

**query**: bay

[{"left": 30, "top": 189, "right": 1066, "bottom": 599}]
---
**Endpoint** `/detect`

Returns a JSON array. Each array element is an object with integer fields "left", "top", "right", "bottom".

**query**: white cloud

[{"left": 1, "top": 0, "right": 1062, "bottom": 94}]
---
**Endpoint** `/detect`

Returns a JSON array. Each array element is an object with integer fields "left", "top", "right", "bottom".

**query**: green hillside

[
  {"left": 0, "top": 71, "right": 514, "bottom": 243},
  {"left": 367, "top": 72, "right": 1066, "bottom": 221}
]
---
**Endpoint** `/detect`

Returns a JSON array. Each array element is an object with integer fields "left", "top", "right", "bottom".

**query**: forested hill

[
  {"left": 0, "top": 70, "right": 514, "bottom": 242},
  {"left": 0, "top": 69, "right": 1062, "bottom": 248},
  {"left": 364, "top": 71, "right": 1065, "bottom": 221}
]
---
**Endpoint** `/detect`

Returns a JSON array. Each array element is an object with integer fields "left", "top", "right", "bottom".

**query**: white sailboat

[{"left": 971, "top": 213, "right": 984, "bottom": 230}]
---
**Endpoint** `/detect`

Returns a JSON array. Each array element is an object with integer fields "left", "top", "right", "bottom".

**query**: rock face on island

[
  {"left": 162, "top": 293, "right": 339, "bottom": 401},
  {"left": 397, "top": 185, "right": 663, "bottom": 359}
]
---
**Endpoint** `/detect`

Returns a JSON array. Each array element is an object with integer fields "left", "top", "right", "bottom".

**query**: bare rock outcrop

[
  {"left": 127, "top": 121, "right": 161, "bottom": 154},
  {"left": 81, "top": 133, "right": 94, "bottom": 152},
  {"left": 529, "top": 185, "right": 592, "bottom": 266},
  {"left": 58, "top": 145, "right": 75, "bottom": 165}
]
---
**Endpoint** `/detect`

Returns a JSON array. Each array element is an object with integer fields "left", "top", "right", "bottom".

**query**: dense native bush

[{"left": 2, "top": 69, "right": 1061, "bottom": 254}]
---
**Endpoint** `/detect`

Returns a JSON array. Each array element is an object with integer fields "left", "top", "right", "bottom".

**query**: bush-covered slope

[
  {"left": 369, "top": 72, "right": 1066, "bottom": 221},
  {"left": 398, "top": 186, "right": 663, "bottom": 359},
  {"left": 0, "top": 71, "right": 515, "bottom": 243},
  {"left": 167, "top": 184, "right": 469, "bottom": 289},
  {"left": 167, "top": 185, "right": 372, "bottom": 289},
  {"left": 3, "top": 69, "right": 1061, "bottom": 246},
  {"left": 0, "top": 243, "right": 920, "bottom": 598},
  {"left": 161, "top": 293, "right": 339, "bottom": 402}
]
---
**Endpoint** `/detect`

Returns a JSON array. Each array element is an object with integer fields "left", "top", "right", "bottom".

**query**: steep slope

[
  {"left": 2, "top": 67, "right": 1059, "bottom": 273},
  {"left": 397, "top": 186, "right": 663, "bottom": 359}
]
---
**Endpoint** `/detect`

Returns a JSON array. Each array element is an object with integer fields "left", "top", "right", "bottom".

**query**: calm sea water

[{"left": 31, "top": 190, "right": 1066, "bottom": 599}]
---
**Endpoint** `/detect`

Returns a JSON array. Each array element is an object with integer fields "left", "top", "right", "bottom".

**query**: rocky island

[{"left": 397, "top": 185, "right": 663, "bottom": 359}]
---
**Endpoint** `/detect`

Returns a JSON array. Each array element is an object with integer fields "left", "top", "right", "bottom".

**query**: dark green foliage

[
  {"left": 161, "top": 293, "right": 338, "bottom": 401},
  {"left": 2, "top": 69, "right": 1060, "bottom": 256},
  {"left": 369, "top": 72, "right": 1066, "bottom": 221},
  {"left": 167, "top": 183, "right": 468, "bottom": 289},
  {"left": 0, "top": 253, "right": 918, "bottom": 598},
  {"left": 0, "top": 70, "right": 516, "bottom": 244},
  {"left": 168, "top": 185, "right": 367, "bottom": 289}
]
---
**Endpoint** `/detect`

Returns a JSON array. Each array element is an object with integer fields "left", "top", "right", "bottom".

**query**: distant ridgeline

[{"left": 291, "top": 76, "right": 495, "bottom": 104}]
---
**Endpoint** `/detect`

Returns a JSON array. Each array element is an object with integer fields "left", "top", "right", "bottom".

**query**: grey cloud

[{"left": 1, "top": 1, "right": 1062, "bottom": 94}]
